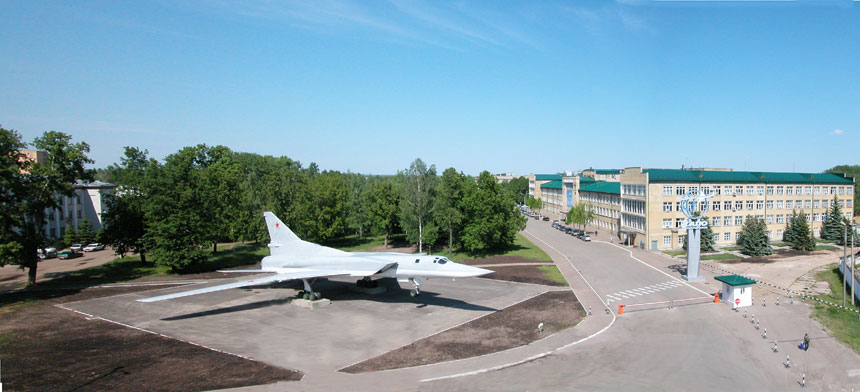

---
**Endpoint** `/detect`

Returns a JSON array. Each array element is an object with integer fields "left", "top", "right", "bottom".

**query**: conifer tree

[
  {"left": 63, "top": 225, "right": 78, "bottom": 248},
  {"left": 739, "top": 215, "right": 772, "bottom": 256},
  {"left": 821, "top": 195, "right": 844, "bottom": 241},
  {"left": 683, "top": 215, "right": 715, "bottom": 252},
  {"left": 787, "top": 211, "right": 816, "bottom": 251},
  {"left": 77, "top": 218, "right": 95, "bottom": 245}
]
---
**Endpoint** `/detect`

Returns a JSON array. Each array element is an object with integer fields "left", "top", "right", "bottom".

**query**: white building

[{"left": 43, "top": 181, "right": 117, "bottom": 238}]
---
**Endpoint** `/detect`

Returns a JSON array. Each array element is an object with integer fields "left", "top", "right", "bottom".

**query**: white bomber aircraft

[{"left": 138, "top": 212, "right": 493, "bottom": 303}]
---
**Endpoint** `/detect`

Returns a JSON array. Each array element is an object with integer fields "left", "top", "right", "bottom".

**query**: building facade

[
  {"left": 578, "top": 181, "right": 621, "bottom": 236},
  {"left": 43, "top": 181, "right": 117, "bottom": 239},
  {"left": 619, "top": 168, "right": 855, "bottom": 250}
]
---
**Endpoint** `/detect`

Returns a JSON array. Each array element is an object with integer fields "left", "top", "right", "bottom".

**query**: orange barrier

[
  {"left": 617, "top": 293, "right": 718, "bottom": 316},
  {"left": 714, "top": 293, "right": 719, "bottom": 303},
  {"left": 618, "top": 304, "right": 624, "bottom": 315}
]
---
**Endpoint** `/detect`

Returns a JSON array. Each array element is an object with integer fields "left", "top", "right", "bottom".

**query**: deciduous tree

[{"left": 398, "top": 158, "right": 437, "bottom": 253}]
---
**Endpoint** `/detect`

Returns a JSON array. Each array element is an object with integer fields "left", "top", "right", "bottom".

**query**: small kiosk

[{"left": 715, "top": 275, "right": 756, "bottom": 308}]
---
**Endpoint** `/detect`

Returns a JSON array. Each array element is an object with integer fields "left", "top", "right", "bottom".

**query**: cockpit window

[
  {"left": 415, "top": 259, "right": 420, "bottom": 263},
  {"left": 438, "top": 258, "right": 448, "bottom": 264}
]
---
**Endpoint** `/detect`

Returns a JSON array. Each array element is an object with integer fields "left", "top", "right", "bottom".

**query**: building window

[
  {"left": 724, "top": 232, "right": 731, "bottom": 241},
  {"left": 663, "top": 186, "right": 672, "bottom": 196},
  {"left": 663, "top": 236, "right": 671, "bottom": 245},
  {"left": 735, "top": 216, "right": 743, "bottom": 226},
  {"left": 77, "top": 210, "right": 82, "bottom": 219},
  {"left": 663, "top": 218, "right": 672, "bottom": 229},
  {"left": 676, "top": 218, "right": 684, "bottom": 228},
  {"left": 663, "top": 202, "right": 672, "bottom": 212},
  {"left": 804, "top": 200, "right": 812, "bottom": 209},
  {"left": 724, "top": 216, "right": 732, "bottom": 226},
  {"left": 766, "top": 215, "right": 773, "bottom": 224},
  {"left": 702, "top": 186, "right": 710, "bottom": 195},
  {"left": 735, "top": 185, "right": 744, "bottom": 195},
  {"left": 676, "top": 202, "right": 682, "bottom": 212},
  {"left": 735, "top": 232, "right": 741, "bottom": 240},
  {"left": 839, "top": 187, "right": 845, "bottom": 195},
  {"left": 746, "top": 200, "right": 754, "bottom": 210},
  {"left": 712, "top": 218, "right": 720, "bottom": 227},
  {"left": 746, "top": 186, "right": 754, "bottom": 195},
  {"left": 813, "top": 186, "right": 820, "bottom": 195},
  {"left": 805, "top": 213, "right": 811, "bottom": 221},
  {"left": 712, "top": 201, "right": 720, "bottom": 211},
  {"left": 712, "top": 233, "right": 719, "bottom": 242},
  {"left": 756, "top": 186, "right": 764, "bottom": 195},
  {"left": 776, "top": 200, "right": 784, "bottom": 209},
  {"left": 766, "top": 200, "right": 773, "bottom": 209},
  {"left": 676, "top": 186, "right": 686, "bottom": 195},
  {"left": 724, "top": 201, "right": 732, "bottom": 210},
  {"left": 713, "top": 185, "right": 721, "bottom": 195},
  {"left": 813, "top": 213, "right": 820, "bottom": 222},
  {"left": 786, "top": 186, "right": 794, "bottom": 195},
  {"left": 804, "top": 186, "right": 812, "bottom": 195},
  {"left": 785, "top": 200, "right": 793, "bottom": 209},
  {"left": 735, "top": 201, "right": 743, "bottom": 211},
  {"left": 679, "top": 235, "right": 685, "bottom": 244},
  {"left": 776, "top": 186, "right": 784, "bottom": 195},
  {"left": 813, "top": 200, "right": 820, "bottom": 209},
  {"left": 814, "top": 227, "right": 820, "bottom": 236},
  {"left": 776, "top": 214, "right": 784, "bottom": 224},
  {"left": 756, "top": 200, "right": 763, "bottom": 210},
  {"left": 767, "top": 186, "right": 774, "bottom": 195}
]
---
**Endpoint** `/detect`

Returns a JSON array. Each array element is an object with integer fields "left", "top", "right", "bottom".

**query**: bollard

[
  {"left": 744, "top": 310, "right": 748, "bottom": 318},
  {"left": 669, "top": 299, "right": 674, "bottom": 310},
  {"left": 785, "top": 355, "right": 790, "bottom": 368},
  {"left": 763, "top": 328, "right": 767, "bottom": 339},
  {"left": 801, "top": 373, "right": 805, "bottom": 387},
  {"left": 763, "top": 298, "right": 766, "bottom": 307},
  {"left": 756, "top": 320, "right": 760, "bottom": 330},
  {"left": 752, "top": 298, "right": 754, "bottom": 306},
  {"left": 790, "top": 296, "right": 794, "bottom": 304},
  {"left": 605, "top": 307, "right": 610, "bottom": 314},
  {"left": 773, "top": 341, "right": 779, "bottom": 352},
  {"left": 776, "top": 297, "right": 780, "bottom": 306},
  {"left": 618, "top": 304, "right": 624, "bottom": 315},
  {"left": 751, "top": 314, "right": 755, "bottom": 324},
  {"left": 714, "top": 293, "right": 719, "bottom": 303},
  {"left": 588, "top": 305, "right": 592, "bottom": 316}
]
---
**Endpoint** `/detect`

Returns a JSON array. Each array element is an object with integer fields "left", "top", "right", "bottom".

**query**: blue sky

[{"left": 1, "top": 0, "right": 858, "bottom": 175}]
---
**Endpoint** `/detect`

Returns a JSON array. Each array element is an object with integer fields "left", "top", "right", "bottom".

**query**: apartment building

[{"left": 619, "top": 168, "right": 855, "bottom": 250}]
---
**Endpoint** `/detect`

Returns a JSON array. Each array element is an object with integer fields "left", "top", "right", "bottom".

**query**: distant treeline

[{"left": 97, "top": 145, "right": 530, "bottom": 271}]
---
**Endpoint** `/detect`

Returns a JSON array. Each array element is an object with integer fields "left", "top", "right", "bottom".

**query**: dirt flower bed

[
  {"left": 0, "top": 286, "right": 302, "bottom": 392},
  {"left": 340, "top": 290, "right": 582, "bottom": 373}
]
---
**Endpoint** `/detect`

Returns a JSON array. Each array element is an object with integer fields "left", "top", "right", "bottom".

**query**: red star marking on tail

[{"left": 275, "top": 223, "right": 280, "bottom": 228}]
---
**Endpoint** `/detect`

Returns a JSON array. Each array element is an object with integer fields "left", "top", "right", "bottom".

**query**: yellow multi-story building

[
  {"left": 618, "top": 168, "right": 855, "bottom": 250},
  {"left": 578, "top": 181, "right": 621, "bottom": 235}
]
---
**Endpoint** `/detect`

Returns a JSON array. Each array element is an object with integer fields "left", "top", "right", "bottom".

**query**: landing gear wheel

[
  {"left": 308, "top": 292, "right": 316, "bottom": 301},
  {"left": 297, "top": 290, "right": 306, "bottom": 298},
  {"left": 410, "top": 290, "right": 417, "bottom": 297},
  {"left": 303, "top": 292, "right": 311, "bottom": 300}
]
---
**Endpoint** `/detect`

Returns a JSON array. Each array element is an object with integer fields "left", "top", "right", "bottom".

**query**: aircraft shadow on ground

[{"left": 159, "top": 278, "right": 497, "bottom": 320}]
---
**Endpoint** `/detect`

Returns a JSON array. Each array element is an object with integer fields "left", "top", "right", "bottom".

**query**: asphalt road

[{"left": 423, "top": 219, "right": 860, "bottom": 391}]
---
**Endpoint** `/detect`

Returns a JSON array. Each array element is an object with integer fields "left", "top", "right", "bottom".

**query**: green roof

[
  {"left": 535, "top": 174, "right": 563, "bottom": 181},
  {"left": 579, "top": 181, "right": 620, "bottom": 195},
  {"left": 540, "top": 180, "right": 563, "bottom": 189},
  {"left": 714, "top": 275, "right": 757, "bottom": 286},
  {"left": 643, "top": 169, "right": 854, "bottom": 185},
  {"left": 578, "top": 174, "right": 596, "bottom": 183}
]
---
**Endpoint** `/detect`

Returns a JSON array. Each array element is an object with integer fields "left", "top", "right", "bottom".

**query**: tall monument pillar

[{"left": 680, "top": 189, "right": 711, "bottom": 282}]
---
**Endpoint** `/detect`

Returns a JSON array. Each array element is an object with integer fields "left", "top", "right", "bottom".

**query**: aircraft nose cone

[{"left": 468, "top": 266, "right": 494, "bottom": 277}]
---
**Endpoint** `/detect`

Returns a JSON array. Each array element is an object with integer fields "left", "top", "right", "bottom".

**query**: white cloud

[{"left": 830, "top": 129, "right": 845, "bottom": 135}]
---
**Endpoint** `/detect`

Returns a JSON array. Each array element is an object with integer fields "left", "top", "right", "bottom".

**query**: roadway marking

[
  {"left": 605, "top": 280, "right": 685, "bottom": 303},
  {"left": 593, "top": 239, "right": 710, "bottom": 296}
]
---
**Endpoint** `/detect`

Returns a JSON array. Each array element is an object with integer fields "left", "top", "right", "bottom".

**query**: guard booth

[{"left": 715, "top": 275, "right": 756, "bottom": 308}]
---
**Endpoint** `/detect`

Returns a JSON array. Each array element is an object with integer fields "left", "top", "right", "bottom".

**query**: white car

[
  {"left": 82, "top": 243, "right": 105, "bottom": 252},
  {"left": 70, "top": 244, "right": 84, "bottom": 251}
]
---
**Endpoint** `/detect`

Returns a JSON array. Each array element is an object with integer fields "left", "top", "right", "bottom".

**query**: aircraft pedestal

[
  {"left": 348, "top": 286, "right": 388, "bottom": 295},
  {"left": 292, "top": 298, "right": 331, "bottom": 309}
]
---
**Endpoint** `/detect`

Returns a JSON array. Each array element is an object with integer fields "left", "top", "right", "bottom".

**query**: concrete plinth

[
  {"left": 292, "top": 298, "right": 331, "bottom": 309},
  {"left": 348, "top": 286, "right": 388, "bottom": 295}
]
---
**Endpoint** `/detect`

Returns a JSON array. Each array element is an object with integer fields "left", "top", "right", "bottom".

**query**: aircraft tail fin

[{"left": 264, "top": 212, "right": 301, "bottom": 254}]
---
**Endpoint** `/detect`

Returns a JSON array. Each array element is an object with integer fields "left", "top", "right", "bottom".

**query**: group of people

[{"left": 799, "top": 333, "right": 811, "bottom": 351}]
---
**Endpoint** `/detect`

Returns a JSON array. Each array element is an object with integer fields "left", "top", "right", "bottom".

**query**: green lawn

[
  {"left": 814, "top": 245, "right": 839, "bottom": 251},
  {"left": 722, "top": 246, "right": 743, "bottom": 251},
  {"left": 661, "top": 250, "right": 686, "bottom": 257},
  {"left": 324, "top": 233, "right": 409, "bottom": 252},
  {"left": 810, "top": 265, "right": 860, "bottom": 355},
  {"left": 700, "top": 253, "right": 742, "bottom": 261},
  {"left": 448, "top": 233, "right": 552, "bottom": 263},
  {"left": 771, "top": 241, "right": 791, "bottom": 247},
  {"left": 538, "top": 265, "right": 569, "bottom": 285}
]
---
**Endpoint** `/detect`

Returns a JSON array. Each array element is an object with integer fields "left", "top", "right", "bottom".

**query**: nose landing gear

[{"left": 409, "top": 278, "right": 421, "bottom": 297}]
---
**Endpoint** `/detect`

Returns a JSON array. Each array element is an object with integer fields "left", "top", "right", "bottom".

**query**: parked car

[
  {"left": 38, "top": 248, "right": 57, "bottom": 259},
  {"left": 582, "top": 234, "right": 592, "bottom": 242},
  {"left": 83, "top": 243, "right": 105, "bottom": 252},
  {"left": 70, "top": 243, "right": 84, "bottom": 251},
  {"left": 565, "top": 227, "right": 574, "bottom": 234},
  {"left": 542, "top": 216, "right": 550, "bottom": 221},
  {"left": 58, "top": 250, "right": 83, "bottom": 260}
]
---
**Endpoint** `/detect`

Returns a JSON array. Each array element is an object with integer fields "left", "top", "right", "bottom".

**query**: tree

[
  {"left": 526, "top": 197, "right": 543, "bottom": 214},
  {"left": 434, "top": 168, "right": 466, "bottom": 257},
  {"left": 368, "top": 180, "right": 399, "bottom": 248},
  {"left": 821, "top": 195, "right": 844, "bottom": 241},
  {"left": 305, "top": 171, "right": 350, "bottom": 242},
  {"left": 398, "top": 158, "right": 437, "bottom": 253},
  {"left": 63, "top": 225, "right": 77, "bottom": 248},
  {"left": 683, "top": 215, "right": 715, "bottom": 252},
  {"left": 345, "top": 173, "right": 373, "bottom": 239},
  {"left": 460, "top": 171, "right": 526, "bottom": 253},
  {"left": 785, "top": 210, "right": 815, "bottom": 251},
  {"left": 501, "top": 176, "right": 529, "bottom": 205},
  {"left": 565, "top": 203, "right": 594, "bottom": 230},
  {"left": 739, "top": 215, "right": 772, "bottom": 256},
  {"left": 101, "top": 147, "right": 154, "bottom": 263},
  {"left": 0, "top": 129, "right": 93, "bottom": 285},
  {"left": 77, "top": 218, "right": 95, "bottom": 245}
]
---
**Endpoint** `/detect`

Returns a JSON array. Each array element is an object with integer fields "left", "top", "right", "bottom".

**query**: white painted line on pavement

[{"left": 593, "top": 240, "right": 710, "bottom": 296}]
